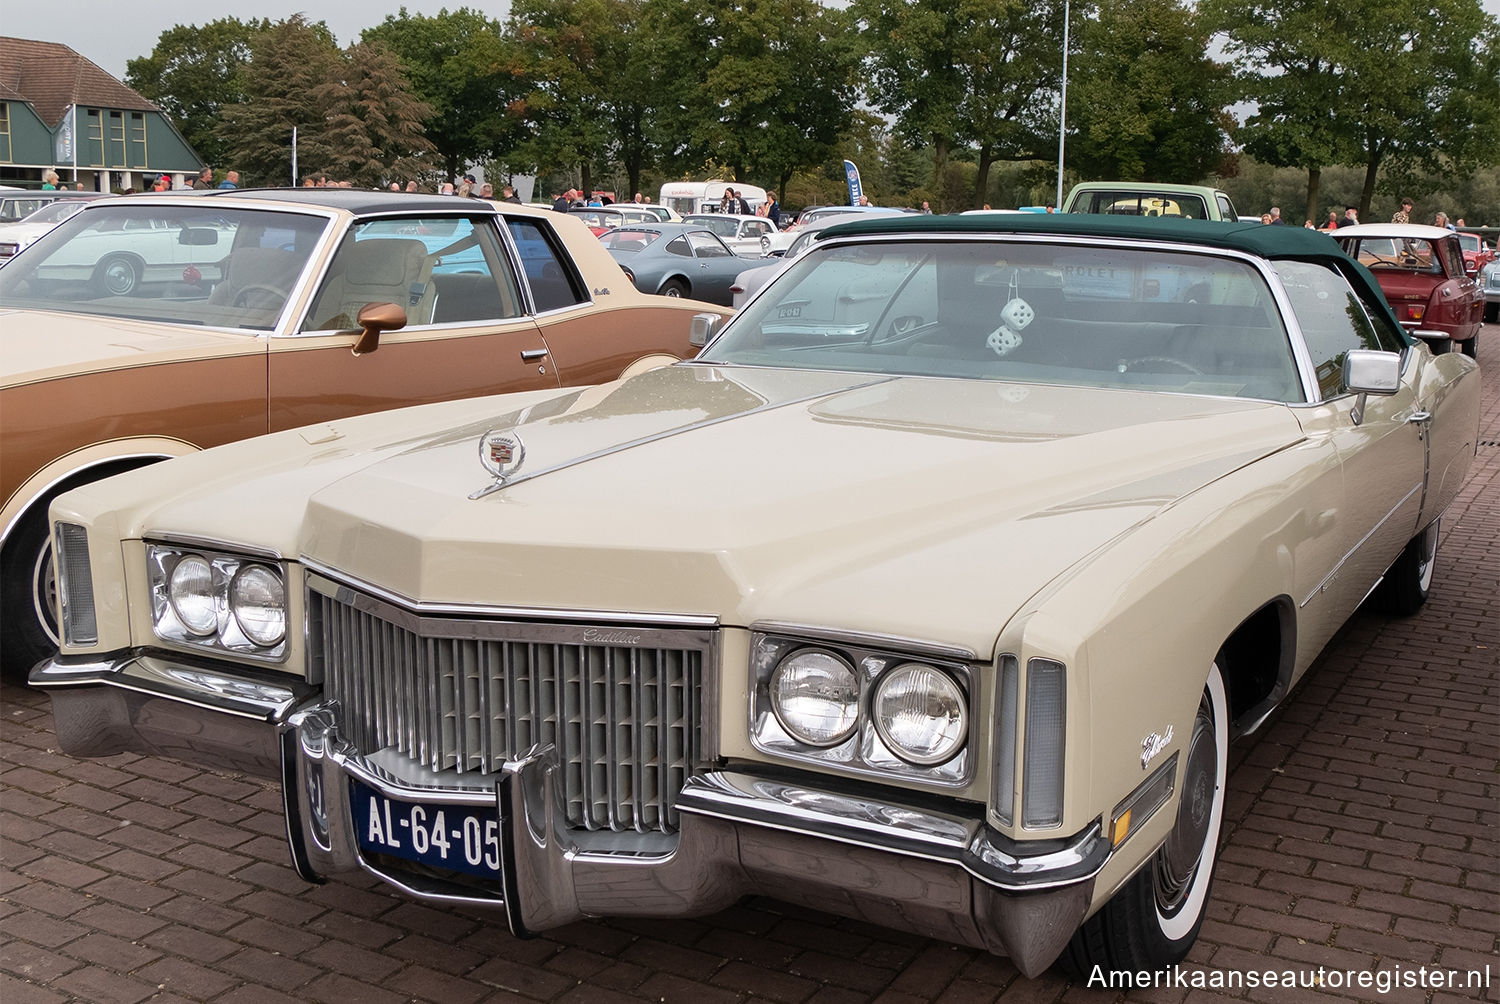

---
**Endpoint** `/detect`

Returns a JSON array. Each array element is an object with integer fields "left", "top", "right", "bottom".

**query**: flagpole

[{"left": 1055, "top": 0, "right": 1070, "bottom": 209}]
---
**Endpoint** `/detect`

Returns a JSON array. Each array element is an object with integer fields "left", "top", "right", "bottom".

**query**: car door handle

[
  {"left": 1407, "top": 411, "right": 1432, "bottom": 424},
  {"left": 521, "top": 348, "right": 548, "bottom": 361}
]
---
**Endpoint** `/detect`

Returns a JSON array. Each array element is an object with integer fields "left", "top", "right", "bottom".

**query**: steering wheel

[
  {"left": 232, "top": 284, "right": 288, "bottom": 309},
  {"left": 1123, "top": 356, "right": 1203, "bottom": 375}
]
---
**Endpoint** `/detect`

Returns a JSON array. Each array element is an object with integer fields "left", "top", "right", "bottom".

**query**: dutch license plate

[
  {"left": 351, "top": 781, "right": 503, "bottom": 879},
  {"left": 777, "top": 304, "right": 802, "bottom": 318}
]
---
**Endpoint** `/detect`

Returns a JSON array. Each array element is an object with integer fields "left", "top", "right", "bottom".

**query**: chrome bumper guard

[{"left": 35, "top": 655, "right": 1107, "bottom": 977}]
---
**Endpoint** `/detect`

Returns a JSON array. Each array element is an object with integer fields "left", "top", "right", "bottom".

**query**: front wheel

[
  {"left": 659, "top": 278, "right": 688, "bottom": 298},
  {"left": 1059, "top": 663, "right": 1228, "bottom": 976},
  {"left": 0, "top": 507, "right": 60, "bottom": 679}
]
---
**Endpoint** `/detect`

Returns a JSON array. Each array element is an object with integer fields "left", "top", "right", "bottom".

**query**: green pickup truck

[{"left": 1063, "top": 182, "right": 1239, "bottom": 222}]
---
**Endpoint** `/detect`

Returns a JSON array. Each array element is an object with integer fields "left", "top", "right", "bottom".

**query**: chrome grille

[{"left": 307, "top": 574, "right": 715, "bottom": 834}]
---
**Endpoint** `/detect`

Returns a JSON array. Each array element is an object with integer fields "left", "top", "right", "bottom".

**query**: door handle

[
  {"left": 1407, "top": 410, "right": 1431, "bottom": 440},
  {"left": 520, "top": 348, "right": 548, "bottom": 361}
]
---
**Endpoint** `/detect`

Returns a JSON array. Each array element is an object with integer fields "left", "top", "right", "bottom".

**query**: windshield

[
  {"left": 19, "top": 200, "right": 92, "bottom": 225},
  {"left": 598, "top": 229, "right": 661, "bottom": 252},
  {"left": 1456, "top": 232, "right": 1480, "bottom": 253},
  {"left": 1342, "top": 236, "right": 1443, "bottom": 275},
  {"left": 0, "top": 203, "right": 328, "bottom": 330},
  {"left": 699, "top": 239, "right": 1303, "bottom": 402},
  {"left": 571, "top": 209, "right": 624, "bottom": 229},
  {"left": 685, "top": 216, "right": 741, "bottom": 237}
]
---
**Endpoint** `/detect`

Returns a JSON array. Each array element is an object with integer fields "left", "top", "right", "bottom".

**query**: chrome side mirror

[
  {"left": 1343, "top": 349, "right": 1402, "bottom": 426},
  {"left": 689, "top": 312, "right": 722, "bottom": 348}
]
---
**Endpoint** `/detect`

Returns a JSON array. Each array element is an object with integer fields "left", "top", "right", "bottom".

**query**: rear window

[{"left": 1074, "top": 191, "right": 1211, "bottom": 220}]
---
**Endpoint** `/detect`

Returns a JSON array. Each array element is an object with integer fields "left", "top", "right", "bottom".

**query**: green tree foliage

[
  {"left": 508, "top": 0, "right": 640, "bottom": 198},
  {"left": 852, "top": 0, "right": 969, "bottom": 193},
  {"left": 310, "top": 42, "right": 436, "bottom": 188},
  {"left": 953, "top": 0, "right": 1071, "bottom": 208},
  {"left": 125, "top": 18, "right": 270, "bottom": 168},
  {"left": 1205, "top": 0, "right": 1500, "bottom": 220},
  {"left": 218, "top": 16, "right": 433, "bottom": 188},
  {"left": 362, "top": 8, "right": 524, "bottom": 184},
  {"left": 217, "top": 17, "right": 341, "bottom": 185},
  {"left": 1339, "top": 0, "right": 1500, "bottom": 212},
  {"left": 643, "top": 0, "right": 859, "bottom": 199},
  {"left": 1066, "top": 0, "right": 1233, "bottom": 182}
]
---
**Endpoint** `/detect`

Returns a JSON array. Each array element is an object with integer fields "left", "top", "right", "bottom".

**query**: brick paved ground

[{"left": 3, "top": 326, "right": 1496, "bottom": 1004}]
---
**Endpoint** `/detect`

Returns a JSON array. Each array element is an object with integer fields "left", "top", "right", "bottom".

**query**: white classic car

[
  {"left": 32, "top": 214, "right": 1479, "bottom": 979},
  {"left": 681, "top": 213, "right": 778, "bottom": 255}
]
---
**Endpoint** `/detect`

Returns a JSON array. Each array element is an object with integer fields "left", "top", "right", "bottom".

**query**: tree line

[{"left": 124, "top": 0, "right": 1500, "bottom": 221}]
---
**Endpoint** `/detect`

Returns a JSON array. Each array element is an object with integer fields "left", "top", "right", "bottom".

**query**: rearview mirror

[{"left": 178, "top": 228, "right": 219, "bottom": 246}]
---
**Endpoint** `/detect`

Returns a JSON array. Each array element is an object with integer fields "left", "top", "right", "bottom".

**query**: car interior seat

[{"left": 307, "top": 238, "right": 436, "bottom": 330}]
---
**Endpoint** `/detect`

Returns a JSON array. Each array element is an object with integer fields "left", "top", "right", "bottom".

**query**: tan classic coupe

[
  {"left": 0, "top": 189, "right": 730, "bottom": 672},
  {"left": 31, "top": 215, "right": 1479, "bottom": 978}
]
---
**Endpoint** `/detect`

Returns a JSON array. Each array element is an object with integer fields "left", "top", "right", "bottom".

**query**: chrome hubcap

[
  {"left": 1157, "top": 695, "right": 1216, "bottom": 913},
  {"left": 30, "top": 536, "right": 60, "bottom": 645}
]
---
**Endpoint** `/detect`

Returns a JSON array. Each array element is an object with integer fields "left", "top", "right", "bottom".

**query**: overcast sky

[
  {"left": 3, "top": 1, "right": 512, "bottom": 79},
  {"left": 6, "top": 0, "right": 1499, "bottom": 82}
]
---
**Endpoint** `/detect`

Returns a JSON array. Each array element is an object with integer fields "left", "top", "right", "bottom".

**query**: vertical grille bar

[{"left": 311, "top": 584, "right": 710, "bottom": 835}]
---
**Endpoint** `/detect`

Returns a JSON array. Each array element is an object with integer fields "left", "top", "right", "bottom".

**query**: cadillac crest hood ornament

[{"left": 470, "top": 429, "right": 526, "bottom": 499}]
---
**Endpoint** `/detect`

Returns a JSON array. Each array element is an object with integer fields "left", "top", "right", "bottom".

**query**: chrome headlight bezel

[
  {"left": 147, "top": 541, "right": 289, "bottom": 661},
  {"left": 751, "top": 628, "right": 974, "bottom": 787}
]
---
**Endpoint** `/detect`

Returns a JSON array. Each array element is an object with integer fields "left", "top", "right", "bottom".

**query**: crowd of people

[{"left": 1259, "top": 198, "right": 1478, "bottom": 231}]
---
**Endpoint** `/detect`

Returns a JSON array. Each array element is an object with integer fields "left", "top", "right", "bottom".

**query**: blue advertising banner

[{"left": 843, "top": 160, "right": 862, "bottom": 206}]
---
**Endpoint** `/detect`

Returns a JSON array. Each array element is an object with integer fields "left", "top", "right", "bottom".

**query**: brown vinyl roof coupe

[{"left": 0, "top": 189, "right": 731, "bottom": 673}]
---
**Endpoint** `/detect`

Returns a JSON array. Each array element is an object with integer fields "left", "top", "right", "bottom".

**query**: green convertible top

[{"left": 821, "top": 212, "right": 1409, "bottom": 342}]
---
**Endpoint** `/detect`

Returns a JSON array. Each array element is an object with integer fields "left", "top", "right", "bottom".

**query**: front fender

[{"left": 1, "top": 436, "right": 197, "bottom": 548}]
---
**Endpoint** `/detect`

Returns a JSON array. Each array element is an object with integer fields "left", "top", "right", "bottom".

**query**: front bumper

[{"left": 35, "top": 653, "right": 1108, "bottom": 977}]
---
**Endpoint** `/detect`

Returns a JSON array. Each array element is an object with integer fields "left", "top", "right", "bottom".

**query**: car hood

[
  {"left": 143, "top": 365, "right": 1305, "bottom": 653},
  {"left": 0, "top": 307, "right": 261, "bottom": 388}
]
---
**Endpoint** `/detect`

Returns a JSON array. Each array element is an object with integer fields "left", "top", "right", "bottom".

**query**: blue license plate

[{"left": 351, "top": 781, "right": 503, "bottom": 879}]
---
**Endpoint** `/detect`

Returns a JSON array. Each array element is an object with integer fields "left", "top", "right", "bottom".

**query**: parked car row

[{"left": 17, "top": 210, "right": 1479, "bottom": 981}]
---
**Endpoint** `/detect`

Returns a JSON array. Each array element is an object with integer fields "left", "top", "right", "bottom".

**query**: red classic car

[
  {"left": 1334, "top": 223, "right": 1484, "bottom": 357},
  {"left": 1456, "top": 229, "right": 1496, "bottom": 276}
]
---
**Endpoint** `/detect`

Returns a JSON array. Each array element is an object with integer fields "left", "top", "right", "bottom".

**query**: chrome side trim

[
  {"left": 1300, "top": 482, "right": 1422, "bottom": 608},
  {"left": 750, "top": 620, "right": 978, "bottom": 663},
  {"left": 143, "top": 532, "right": 285, "bottom": 563},
  {"left": 300, "top": 561, "right": 720, "bottom": 629}
]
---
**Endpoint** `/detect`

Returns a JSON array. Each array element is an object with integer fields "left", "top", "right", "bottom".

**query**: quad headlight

[
  {"left": 770, "top": 649, "right": 860, "bottom": 746},
  {"left": 753, "top": 631, "right": 973, "bottom": 785},
  {"left": 148, "top": 544, "right": 288, "bottom": 659},
  {"left": 871, "top": 662, "right": 967, "bottom": 765}
]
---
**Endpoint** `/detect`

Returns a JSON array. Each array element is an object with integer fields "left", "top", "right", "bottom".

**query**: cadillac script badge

[{"left": 1140, "top": 725, "right": 1174, "bottom": 770}]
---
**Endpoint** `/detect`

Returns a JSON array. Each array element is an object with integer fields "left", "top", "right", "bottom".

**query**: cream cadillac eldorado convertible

[{"left": 32, "top": 215, "right": 1480, "bottom": 978}]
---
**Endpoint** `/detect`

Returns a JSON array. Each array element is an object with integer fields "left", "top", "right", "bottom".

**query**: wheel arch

[
  {"left": 617, "top": 353, "right": 682, "bottom": 381},
  {"left": 1216, "top": 596, "right": 1297, "bottom": 738},
  {"left": 657, "top": 273, "right": 692, "bottom": 295},
  {"left": 2, "top": 438, "right": 199, "bottom": 552}
]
